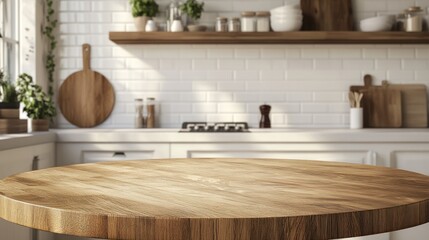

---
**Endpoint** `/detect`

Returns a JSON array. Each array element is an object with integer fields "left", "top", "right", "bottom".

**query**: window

[{"left": 0, "top": 0, "right": 19, "bottom": 82}]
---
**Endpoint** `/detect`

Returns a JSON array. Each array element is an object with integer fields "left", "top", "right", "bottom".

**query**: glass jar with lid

[
  {"left": 404, "top": 6, "right": 424, "bottom": 32},
  {"left": 216, "top": 17, "right": 228, "bottom": 32},
  {"left": 228, "top": 17, "right": 241, "bottom": 32},
  {"left": 241, "top": 12, "right": 256, "bottom": 32},
  {"left": 134, "top": 99, "right": 144, "bottom": 128},
  {"left": 146, "top": 98, "right": 157, "bottom": 128},
  {"left": 256, "top": 11, "right": 270, "bottom": 32}
]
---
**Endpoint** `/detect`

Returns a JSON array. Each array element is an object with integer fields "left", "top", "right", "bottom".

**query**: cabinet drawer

[
  {"left": 83, "top": 151, "right": 155, "bottom": 163},
  {"left": 57, "top": 143, "right": 170, "bottom": 166}
]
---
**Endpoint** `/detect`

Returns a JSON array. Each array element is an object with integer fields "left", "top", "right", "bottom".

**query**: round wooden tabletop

[{"left": 1, "top": 159, "right": 429, "bottom": 240}]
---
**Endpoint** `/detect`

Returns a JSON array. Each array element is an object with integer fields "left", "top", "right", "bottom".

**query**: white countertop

[
  {"left": 1, "top": 128, "right": 429, "bottom": 151},
  {"left": 0, "top": 132, "right": 56, "bottom": 151},
  {"left": 53, "top": 128, "right": 429, "bottom": 143}
]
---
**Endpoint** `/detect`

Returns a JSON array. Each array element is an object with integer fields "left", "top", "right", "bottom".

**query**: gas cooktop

[{"left": 180, "top": 122, "right": 250, "bottom": 133}]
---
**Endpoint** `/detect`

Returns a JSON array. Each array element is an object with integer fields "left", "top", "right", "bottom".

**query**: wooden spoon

[{"left": 348, "top": 92, "right": 356, "bottom": 108}]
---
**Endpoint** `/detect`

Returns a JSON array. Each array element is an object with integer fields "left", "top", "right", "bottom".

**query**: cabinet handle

[
  {"left": 32, "top": 156, "right": 40, "bottom": 171},
  {"left": 113, "top": 152, "right": 126, "bottom": 157},
  {"left": 32, "top": 229, "right": 38, "bottom": 240}
]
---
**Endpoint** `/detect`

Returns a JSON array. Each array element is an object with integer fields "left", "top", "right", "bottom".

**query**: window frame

[{"left": 0, "top": 0, "right": 20, "bottom": 82}]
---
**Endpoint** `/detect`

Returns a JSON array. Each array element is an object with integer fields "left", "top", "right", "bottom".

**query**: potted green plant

[
  {"left": 130, "top": 0, "right": 159, "bottom": 31},
  {"left": 0, "top": 70, "right": 19, "bottom": 110},
  {"left": 180, "top": 0, "right": 205, "bottom": 31},
  {"left": 16, "top": 73, "right": 56, "bottom": 132}
]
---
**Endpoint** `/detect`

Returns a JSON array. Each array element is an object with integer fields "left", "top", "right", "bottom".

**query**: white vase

[
  {"left": 134, "top": 16, "right": 151, "bottom": 32},
  {"left": 145, "top": 20, "right": 158, "bottom": 32}
]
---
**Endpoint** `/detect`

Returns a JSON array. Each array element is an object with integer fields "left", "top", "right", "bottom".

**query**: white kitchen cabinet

[
  {"left": 171, "top": 143, "right": 378, "bottom": 165},
  {"left": 388, "top": 145, "right": 429, "bottom": 240},
  {"left": 56, "top": 143, "right": 170, "bottom": 166},
  {"left": 0, "top": 143, "right": 55, "bottom": 240}
]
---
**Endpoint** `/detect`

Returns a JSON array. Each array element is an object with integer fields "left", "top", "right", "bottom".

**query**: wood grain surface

[
  {"left": 1, "top": 159, "right": 429, "bottom": 240},
  {"left": 108, "top": 32, "right": 429, "bottom": 44},
  {"left": 301, "top": 0, "right": 354, "bottom": 31},
  {"left": 366, "top": 84, "right": 402, "bottom": 128},
  {"left": 58, "top": 44, "right": 115, "bottom": 128},
  {"left": 387, "top": 83, "right": 428, "bottom": 128},
  {"left": 0, "top": 119, "right": 27, "bottom": 134}
]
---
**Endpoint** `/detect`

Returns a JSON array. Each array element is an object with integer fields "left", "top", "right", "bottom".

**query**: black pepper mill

[{"left": 259, "top": 104, "right": 271, "bottom": 128}]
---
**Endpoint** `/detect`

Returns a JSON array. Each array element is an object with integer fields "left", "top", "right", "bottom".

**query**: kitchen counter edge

[
  {"left": 53, "top": 128, "right": 429, "bottom": 143},
  {"left": 0, "top": 132, "right": 56, "bottom": 151}
]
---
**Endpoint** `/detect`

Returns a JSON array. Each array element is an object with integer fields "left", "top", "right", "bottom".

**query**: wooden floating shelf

[{"left": 109, "top": 31, "right": 429, "bottom": 45}]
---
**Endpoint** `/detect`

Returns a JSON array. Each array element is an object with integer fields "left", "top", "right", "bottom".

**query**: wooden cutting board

[
  {"left": 385, "top": 83, "right": 428, "bottom": 128},
  {"left": 58, "top": 44, "right": 115, "bottom": 128},
  {"left": 350, "top": 75, "right": 402, "bottom": 128},
  {"left": 301, "top": 0, "right": 354, "bottom": 31},
  {"left": 366, "top": 85, "right": 402, "bottom": 128}
]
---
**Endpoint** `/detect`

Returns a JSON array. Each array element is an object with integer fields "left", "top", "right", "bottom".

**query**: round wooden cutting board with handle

[{"left": 58, "top": 44, "right": 115, "bottom": 128}]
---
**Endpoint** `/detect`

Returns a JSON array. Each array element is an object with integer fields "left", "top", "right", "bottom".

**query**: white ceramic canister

[
  {"left": 241, "top": 11, "right": 256, "bottom": 32},
  {"left": 404, "top": 6, "right": 424, "bottom": 32},
  {"left": 256, "top": 11, "right": 270, "bottom": 32},
  {"left": 350, "top": 108, "right": 363, "bottom": 129}
]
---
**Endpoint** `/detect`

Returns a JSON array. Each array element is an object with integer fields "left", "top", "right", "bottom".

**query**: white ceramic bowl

[
  {"left": 271, "top": 13, "right": 302, "bottom": 18},
  {"left": 360, "top": 15, "right": 395, "bottom": 32},
  {"left": 271, "top": 14, "right": 303, "bottom": 20},
  {"left": 270, "top": 4, "right": 301, "bottom": 15},
  {"left": 271, "top": 19, "right": 302, "bottom": 32}
]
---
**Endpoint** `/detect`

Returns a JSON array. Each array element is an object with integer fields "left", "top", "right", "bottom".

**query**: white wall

[{"left": 57, "top": 0, "right": 429, "bottom": 129}]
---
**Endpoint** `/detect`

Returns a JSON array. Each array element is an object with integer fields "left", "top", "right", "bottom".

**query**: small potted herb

[
  {"left": 180, "top": 0, "right": 205, "bottom": 31},
  {"left": 16, "top": 73, "right": 56, "bottom": 132},
  {"left": 0, "top": 70, "right": 19, "bottom": 110},
  {"left": 130, "top": 0, "right": 159, "bottom": 31}
]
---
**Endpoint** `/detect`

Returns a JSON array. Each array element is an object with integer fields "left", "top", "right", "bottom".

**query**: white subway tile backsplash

[
  {"left": 301, "top": 48, "right": 330, "bottom": 59},
  {"left": 59, "top": 1, "right": 91, "bottom": 12},
  {"left": 160, "top": 82, "right": 193, "bottom": 91},
  {"left": 342, "top": 60, "right": 375, "bottom": 70},
  {"left": 180, "top": 92, "right": 207, "bottom": 102},
  {"left": 193, "top": 103, "right": 217, "bottom": 113},
  {"left": 287, "top": 60, "right": 314, "bottom": 70},
  {"left": 314, "top": 93, "right": 344, "bottom": 102},
  {"left": 207, "top": 48, "right": 234, "bottom": 59},
  {"left": 285, "top": 114, "right": 313, "bottom": 125},
  {"left": 76, "top": 13, "right": 112, "bottom": 23},
  {"left": 218, "top": 103, "right": 247, "bottom": 113},
  {"left": 260, "top": 71, "right": 286, "bottom": 81},
  {"left": 126, "top": 59, "right": 159, "bottom": 69},
  {"left": 313, "top": 114, "right": 343, "bottom": 125},
  {"left": 286, "top": 92, "right": 313, "bottom": 102},
  {"left": 261, "top": 49, "right": 285, "bottom": 59},
  {"left": 218, "top": 60, "right": 246, "bottom": 70},
  {"left": 193, "top": 81, "right": 217, "bottom": 91},
  {"left": 363, "top": 48, "right": 388, "bottom": 59},
  {"left": 57, "top": 0, "right": 429, "bottom": 128},
  {"left": 314, "top": 60, "right": 342, "bottom": 70},
  {"left": 402, "top": 60, "right": 429, "bottom": 70},
  {"left": 235, "top": 49, "right": 260, "bottom": 59},
  {"left": 271, "top": 104, "right": 301, "bottom": 113},
  {"left": 388, "top": 48, "right": 416, "bottom": 59},
  {"left": 207, "top": 114, "right": 234, "bottom": 122},
  {"left": 234, "top": 70, "right": 260, "bottom": 81},
  {"left": 208, "top": 92, "right": 234, "bottom": 102},
  {"left": 193, "top": 60, "right": 218, "bottom": 70},
  {"left": 302, "top": 103, "right": 329, "bottom": 113},
  {"left": 218, "top": 81, "right": 246, "bottom": 91},
  {"left": 91, "top": 1, "right": 127, "bottom": 12}
]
